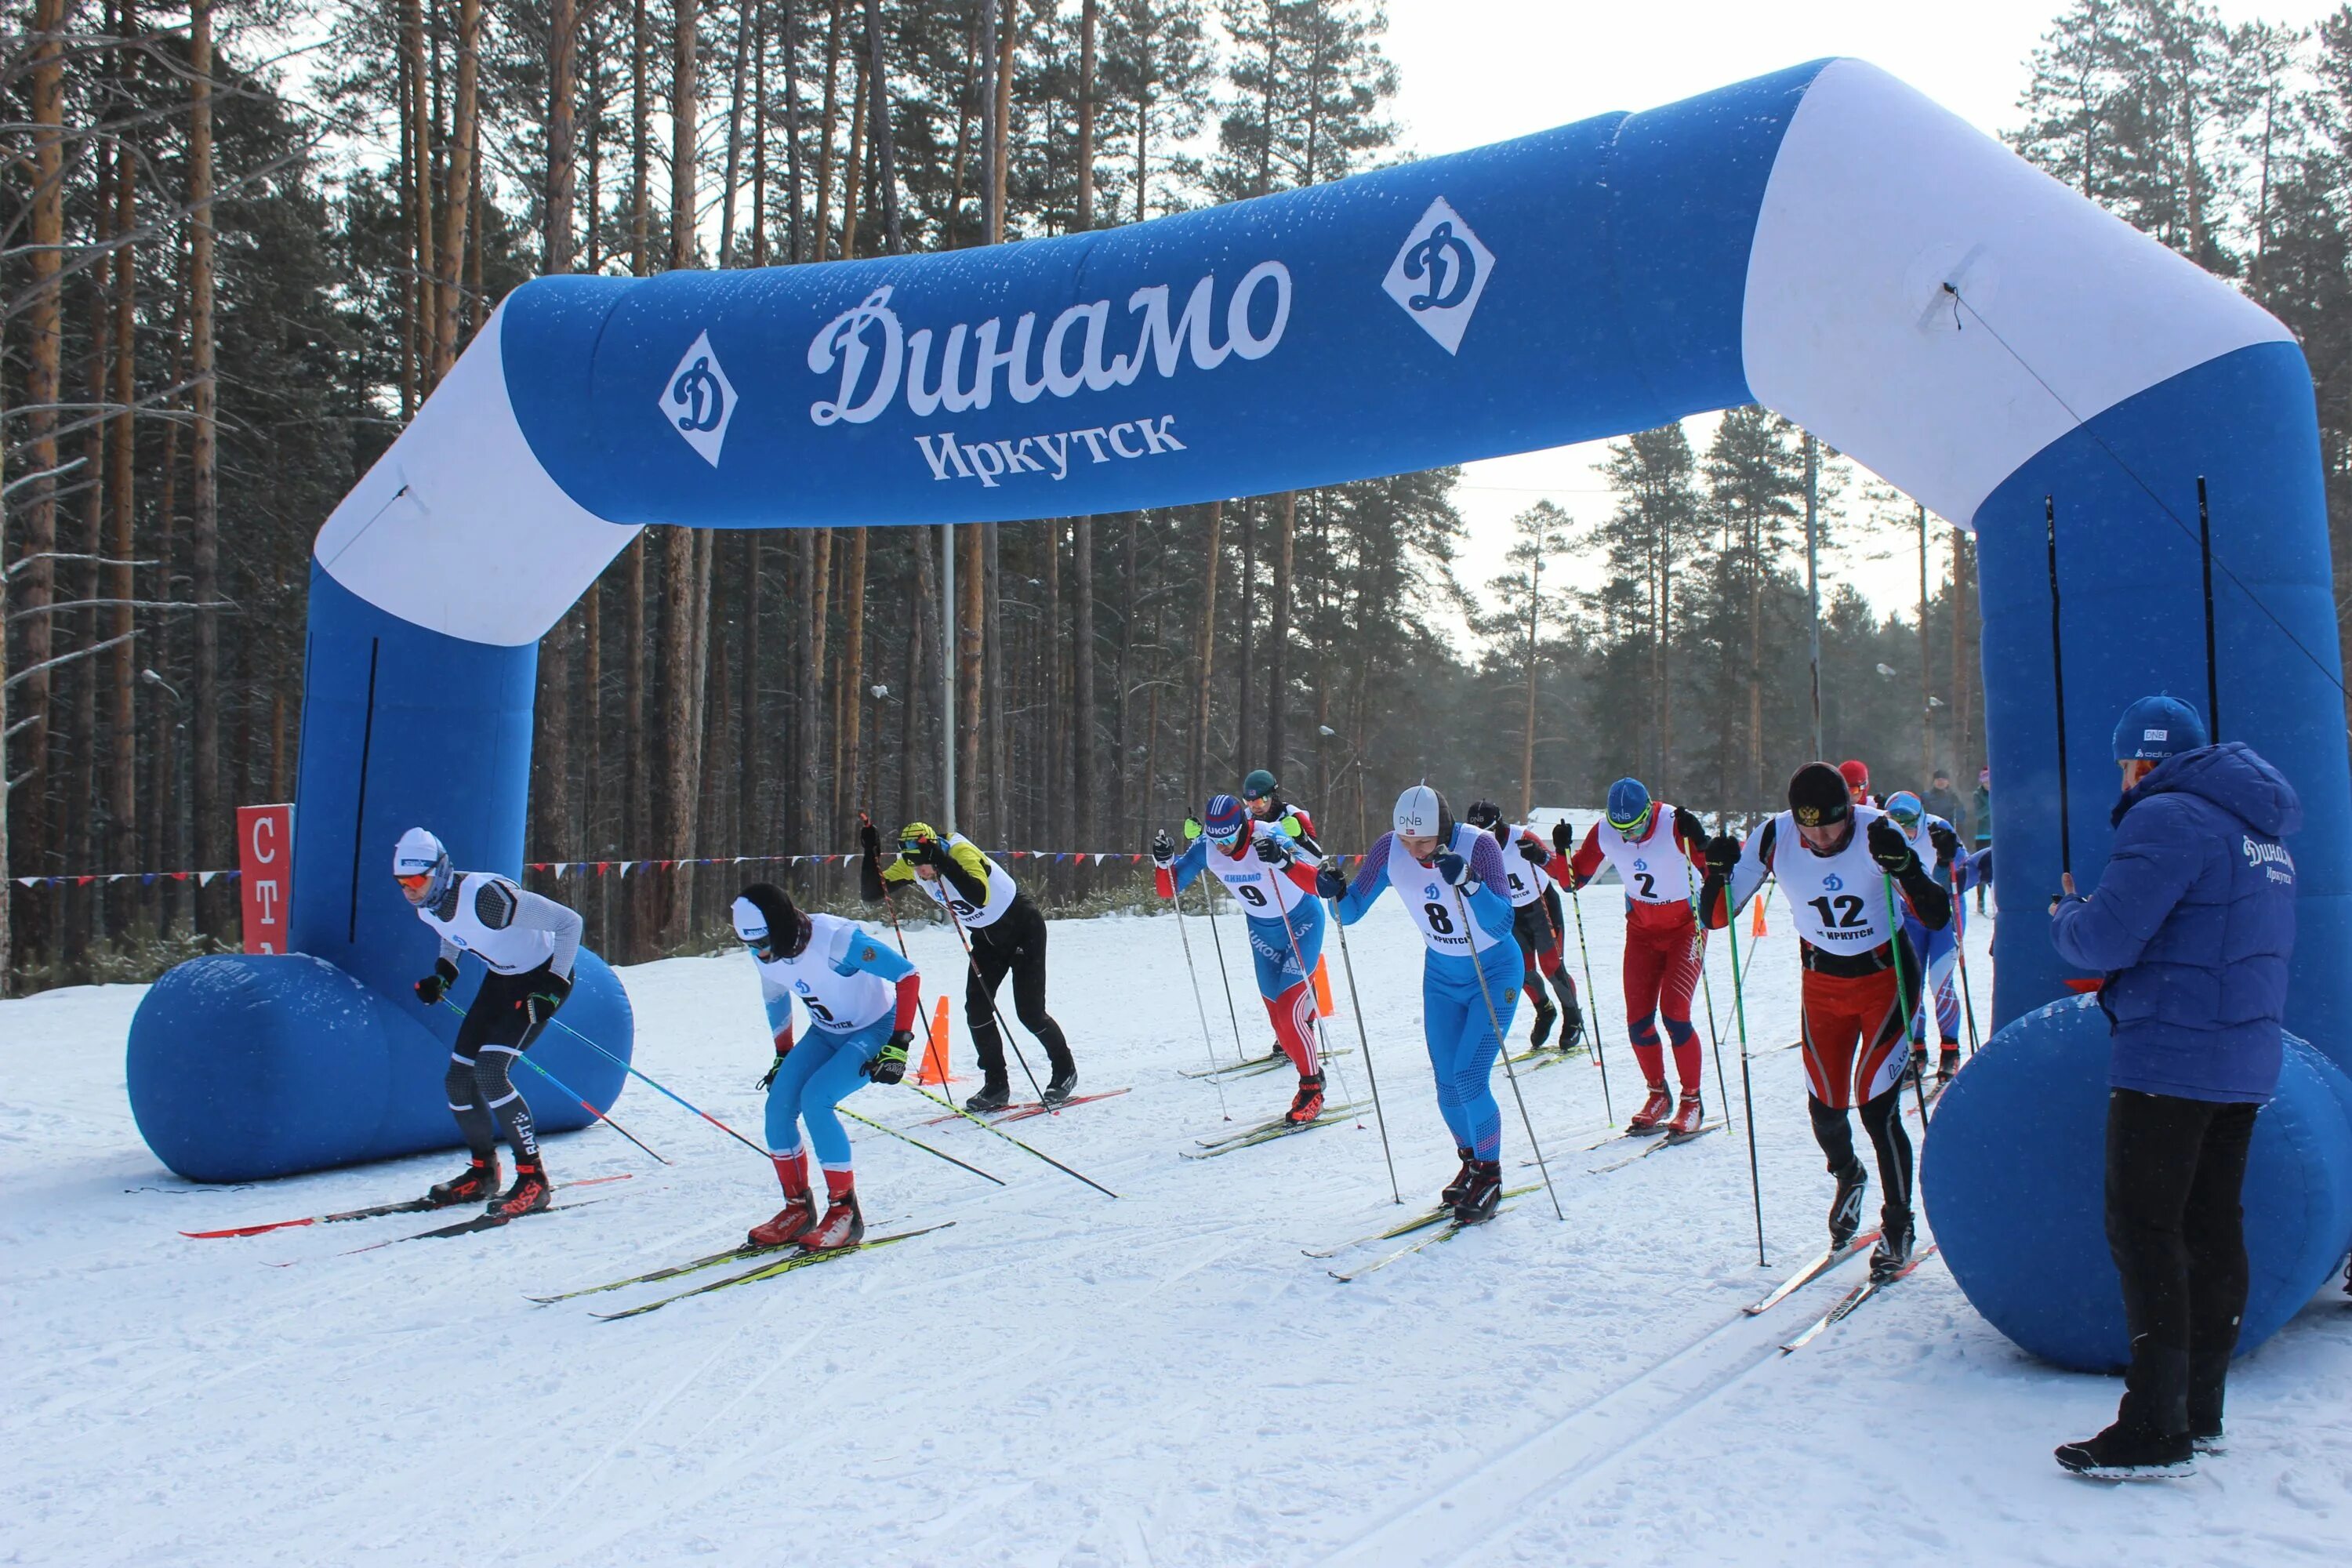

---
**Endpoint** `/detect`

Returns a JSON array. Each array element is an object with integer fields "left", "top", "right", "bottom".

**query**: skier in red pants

[{"left": 1550, "top": 778, "right": 1711, "bottom": 1134}]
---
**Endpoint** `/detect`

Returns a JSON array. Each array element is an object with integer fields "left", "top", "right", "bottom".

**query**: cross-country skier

[
  {"left": 1698, "top": 764, "right": 1952, "bottom": 1281},
  {"left": 1154, "top": 793, "right": 1329, "bottom": 1124},
  {"left": 1317, "top": 785, "right": 1522, "bottom": 1223},
  {"left": 395, "top": 827, "right": 584, "bottom": 1218},
  {"left": 1839, "top": 758, "right": 1877, "bottom": 809},
  {"left": 861, "top": 820, "right": 1076, "bottom": 1112},
  {"left": 731, "top": 883, "right": 920, "bottom": 1251},
  {"left": 1242, "top": 768, "right": 1322, "bottom": 855},
  {"left": 1884, "top": 789, "right": 1967, "bottom": 1086},
  {"left": 1548, "top": 779, "right": 1711, "bottom": 1134},
  {"left": 1463, "top": 800, "right": 1584, "bottom": 1052}
]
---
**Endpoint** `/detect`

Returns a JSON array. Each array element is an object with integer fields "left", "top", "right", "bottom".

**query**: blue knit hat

[
  {"left": 1203, "top": 793, "right": 1248, "bottom": 843},
  {"left": 2113, "top": 695, "right": 2208, "bottom": 762},
  {"left": 1606, "top": 777, "right": 1653, "bottom": 833}
]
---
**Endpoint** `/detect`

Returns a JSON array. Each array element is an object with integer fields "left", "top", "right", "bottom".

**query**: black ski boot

[
  {"left": 1828, "top": 1163, "right": 1868, "bottom": 1249},
  {"left": 1265, "top": 1039, "right": 1287, "bottom": 1062},
  {"left": 426, "top": 1155, "right": 499, "bottom": 1208},
  {"left": 1042, "top": 1063, "right": 1079, "bottom": 1108},
  {"left": 488, "top": 1157, "right": 552, "bottom": 1218},
  {"left": 1440, "top": 1145, "right": 1476, "bottom": 1207},
  {"left": 1528, "top": 994, "right": 1559, "bottom": 1048},
  {"left": 2055, "top": 1423, "right": 2194, "bottom": 1480},
  {"left": 1556, "top": 994, "right": 1586, "bottom": 1053},
  {"left": 1869, "top": 1218, "right": 1915, "bottom": 1283},
  {"left": 1937, "top": 1047, "right": 1962, "bottom": 1087},
  {"left": 964, "top": 1080, "right": 1012, "bottom": 1113},
  {"left": 1905, "top": 1045, "right": 1929, "bottom": 1087},
  {"left": 1453, "top": 1160, "right": 1504, "bottom": 1225}
]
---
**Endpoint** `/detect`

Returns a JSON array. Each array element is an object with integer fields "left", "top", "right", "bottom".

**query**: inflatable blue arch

[{"left": 130, "top": 57, "right": 2352, "bottom": 1367}]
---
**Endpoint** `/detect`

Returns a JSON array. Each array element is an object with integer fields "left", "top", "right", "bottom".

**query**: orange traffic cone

[
  {"left": 1751, "top": 886, "right": 1769, "bottom": 939},
  {"left": 916, "top": 995, "right": 954, "bottom": 1083},
  {"left": 1312, "top": 954, "right": 1335, "bottom": 1018}
]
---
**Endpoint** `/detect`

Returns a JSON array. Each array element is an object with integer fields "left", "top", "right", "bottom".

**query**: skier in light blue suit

[{"left": 1319, "top": 785, "right": 1521, "bottom": 1223}]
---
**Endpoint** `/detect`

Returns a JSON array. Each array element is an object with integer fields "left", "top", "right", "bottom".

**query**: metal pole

[
  {"left": 2198, "top": 476, "right": 2220, "bottom": 740},
  {"left": 942, "top": 523, "right": 956, "bottom": 830},
  {"left": 1806, "top": 432, "right": 1823, "bottom": 758}
]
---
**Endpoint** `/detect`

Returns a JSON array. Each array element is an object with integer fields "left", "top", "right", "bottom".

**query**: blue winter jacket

[{"left": 2049, "top": 742, "right": 2301, "bottom": 1103}]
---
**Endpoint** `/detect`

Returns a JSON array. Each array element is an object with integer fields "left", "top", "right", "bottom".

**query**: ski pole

[
  {"left": 543, "top": 1013, "right": 771, "bottom": 1163},
  {"left": 1167, "top": 863, "right": 1236, "bottom": 1120},
  {"left": 1196, "top": 853, "right": 1255, "bottom": 1065},
  {"left": 1715, "top": 881, "right": 1767, "bottom": 1267},
  {"left": 1276, "top": 855, "right": 1399, "bottom": 1205},
  {"left": 438, "top": 996, "right": 670, "bottom": 1166},
  {"left": 1563, "top": 867, "right": 1617, "bottom": 1124},
  {"left": 895, "top": 1079, "right": 1118, "bottom": 1199},
  {"left": 1685, "top": 854, "right": 1734, "bottom": 1127},
  {"left": 1326, "top": 867, "right": 1404, "bottom": 1206},
  {"left": 1951, "top": 895, "right": 1984, "bottom": 1056},
  {"left": 932, "top": 862, "right": 1052, "bottom": 1109},
  {"left": 1450, "top": 879, "right": 1566, "bottom": 1222},
  {"left": 1884, "top": 873, "right": 1936, "bottom": 1128},
  {"left": 839, "top": 1105, "right": 1007, "bottom": 1186}
]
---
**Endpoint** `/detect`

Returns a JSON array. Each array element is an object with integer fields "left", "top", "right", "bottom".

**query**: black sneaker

[
  {"left": 1452, "top": 1160, "right": 1503, "bottom": 1225},
  {"left": 1828, "top": 1163, "right": 1867, "bottom": 1249},
  {"left": 964, "top": 1082, "right": 1012, "bottom": 1113},
  {"left": 1528, "top": 995, "right": 1558, "bottom": 1048},
  {"left": 1042, "top": 1067, "right": 1079, "bottom": 1108},
  {"left": 426, "top": 1156, "right": 499, "bottom": 1207},
  {"left": 2055, "top": 1422, "right": 2194, "bottom": 1479},
  {"left": 1869, "top": 1222, "right": 1915, "bottom": 1283}
]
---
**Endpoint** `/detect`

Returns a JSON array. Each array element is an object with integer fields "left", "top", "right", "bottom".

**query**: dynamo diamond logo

[
  {"left": 1381, "top": 196, "right": 1494, "bottom": 356},
  {"left": 660, "top": 330, "right": 736, "bottom": 466}
]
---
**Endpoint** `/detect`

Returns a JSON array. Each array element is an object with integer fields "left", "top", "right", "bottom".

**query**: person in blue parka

[{"left": 2046, "top": 694, "right": 2300, "bottom": 1481}]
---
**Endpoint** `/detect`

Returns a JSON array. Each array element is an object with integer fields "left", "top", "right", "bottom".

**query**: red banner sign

[{"left": 237, "top": 804, "right": 293, "bottom": 954}]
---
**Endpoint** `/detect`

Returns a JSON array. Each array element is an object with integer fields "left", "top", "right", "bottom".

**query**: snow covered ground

[{"left": 5, "top": 887, "right": 2350, "bottom": 1567}]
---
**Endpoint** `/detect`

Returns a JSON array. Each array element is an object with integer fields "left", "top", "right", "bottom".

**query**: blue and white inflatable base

[
  {"left": 1923, "top": 997, "right": 2352, "bottom": 1370},
  {"left": 128, "top": 950, "right": 632, "bottom": 1184}
]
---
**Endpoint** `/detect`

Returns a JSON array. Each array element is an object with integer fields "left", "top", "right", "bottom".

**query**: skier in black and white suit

[{"left": 394, "top": 826, "right": 585, "bottom": 1218}]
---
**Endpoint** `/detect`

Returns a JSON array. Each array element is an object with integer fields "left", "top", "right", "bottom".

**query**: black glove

[
  {"left": 1704, "top": 833, "right": 1740, "bottom": 875},
  {"left": 1678, "top": 806, "right": 1711, "bottom": 845},
  {"left": 1519, "top": 837, "right": 1549, "bottom": 866},
  {"left": 414, "top": 956, "right": 459, "bottom": 1007},
  {"left": 859, "top": 818, "right": 882, "bottom": 858},
  {"left": 1552, "top": 820, "right": 1575, "bottom": 857},
  {"left": 865, "top": 1030, "right": 914, "bottom": 1085},
  {"left": 1316, "top": 863, "right": 1349, "bottom": 901},
  {"left": 907, "top": 834, "right": 948, "bottom": 867},
  {"left": 518, "top": 969, "right": 573, "bottom": 1031},
  {"left": 1866, "top": 816, "right": 1918, "bottom": 874},
  {"left": 756, "top": 1044, "right": 789, "bottom": 1091},
  {"left": 1254, "top": 834, "right": 1293, "bottom": 866},
  {"left": 1435, "top": 849, "right": 1473, "bottom": 887},
  {"left": 1151, "top": 829, "right": 1177, "bottom": 866},
  {"left": 1929, "top": 821, "right": 1962, "bottom": 862}
]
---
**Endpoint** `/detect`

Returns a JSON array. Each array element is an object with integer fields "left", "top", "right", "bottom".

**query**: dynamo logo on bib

[
  {"left": 1424, "top": 882, "right": 1443, "bottom": 902},
  {"left": 1822, "top": 873, "right": 1844, "bottom": 892},
  {"left": 793, "top": 978, "right": 813, "bottom": 994}
]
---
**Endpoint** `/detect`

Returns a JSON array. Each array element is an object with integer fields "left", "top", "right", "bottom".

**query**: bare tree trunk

[
  {"left": 812, "top": 0, "right": 843, "bottom": 260},
  {"left": 625, "top": 535, "right": 647, "bottom": 859},
  {"left": 402, "top": 0, "right": 434, "bottom": 398},
  {"left": 670, "top": 0, "right": 698, "bottom": 269},
  {"left": 840, "top": 49, "right": 866, "bottom": 258},
  {"left": 838, "top": 528, "right": 869, "bottom": 817},
  {"left": 861, "top": 0, "right": 901, "bottom": 254},
  {"left": 1076, "top": 0, "right": 1097, "bottom": 230},
  {"left": 739, "top": 531, "right": 760, "bottom": 834},
  {"left": 630, "top": 0, "right": 651, "bottom": 273},
  {"left": 535, "top": 0, "right": 582, "bottom": 861},
  {"left": 1042, "top": 521, "right": 1063, "bottom": 842},
  {"left": 1236, "top": 502, "right": 1254, "bottom": 775},
  {"left": 902, "top": 526, "right": 936, "bottom": 825},
  {"left": 799, "top": 529, "right": 833, "bottom": 842},
  {"left": 583, "top": 575, "right": 603, "bottom": 851},
  {"left": 1264, "top": 491, "right": 1294, "bottom": 774},
  {"left": 547, "top": 0, "right": 580, "bottom": 273},
  {"left": 719, "top": 0, "right": 750, "bottom": 260},
  {"left": 433, "top": 0, "right": 483, "bottom": 376},
  {"left": 108, "top": 22, "right": 139, "bottom": 879},
  {"left": 1188, "top": 503, "right": 1221, "bottom": 809},
  {"left": 190, "top": 0, "right": 223, "bottom": 892},
  {"left": 1519, "top": 551, "right": 1540, "bottom": 820}
]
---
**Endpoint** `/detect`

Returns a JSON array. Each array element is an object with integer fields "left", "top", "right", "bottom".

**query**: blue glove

[
  {"left": 1316, "top": 863, "right": 1348, "bottom": 901},
  {"left": 1435, "top": 850, "right": 1473, "bottom": 887}
]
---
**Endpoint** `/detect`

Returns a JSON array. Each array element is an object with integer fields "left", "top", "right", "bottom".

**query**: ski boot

[
  {"left": 487, "top": 1157, "right": 552, "bottom": 1218},
  {"left": 1440, "top": 1145, "right": 1476, "bottom": 1207},
  {"left": 1666, "top": 1092, "right": 1705, "bottom": 1138},
  {"left": 1556, "top": 996, "right": 1586, "bottom": 1053},
  {"left": 1627, "top": 1083, "right": 1674, "bottom": 1134},
  {"left": 1453, "top": 1160, "right": 1504, "bottom": 1225},
  {"left": 1905, "top": 1045, "right": 1929, "bottom": 1087},
  {"left": 1042, "top": 1062, "right": 1080, "bottom": 1108},
  {"left": 1265, "top": 1039, "right": 1288, "bottom": 1062},
  {"left": 964, "top": 1080, "right": 1012, "bottom": 1114},
  {"left": 802, "top": 1170, "right": 866, "bottom": 1251},
  {"left": 1828, "top": 1163, "right": 1868, "bottom": 1249},
  {"left": 1528, "top": 994, "right": 1559, "bottom": 1048},
  {"left": 1869, "top": 1218, "right": 1915, "bottom": 1283},
  {"left": 1284, "top": 1071, "right": 1326, "bottom": 1127},
  {"left": 2054, "top": 1423, "right": 2194, "bottom": 1480},
  {"left": 749, "top": 1150, "right": 820, "bottom": 1247},
  {"left": 426, "top": 1154, "right": 499, "bottom": 1208},
  {"left": 1937, "top": 1047, "right": 1962, "bottom": 1087}
]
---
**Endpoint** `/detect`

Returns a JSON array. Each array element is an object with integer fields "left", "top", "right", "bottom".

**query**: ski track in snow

[{"left": 5, "top": 889, "right": 2350, "bottom": 1566}]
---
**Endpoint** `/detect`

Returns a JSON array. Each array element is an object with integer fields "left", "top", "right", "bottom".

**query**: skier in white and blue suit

[{"left": 1319, "top": 786, "right": 1521, "bottom": 1225}]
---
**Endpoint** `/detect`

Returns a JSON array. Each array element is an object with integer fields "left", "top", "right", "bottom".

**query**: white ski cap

[
  {"left": 1393, "top": 784, "right": 1444, "bottom": 837},
  {"left": 729, "top": 895, "right": 768, "bottom": 942},
  {"left": 392, "top": 826, "right": 448, "bottom": 878}
]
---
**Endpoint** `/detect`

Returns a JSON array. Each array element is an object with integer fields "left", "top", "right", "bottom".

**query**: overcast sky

[{"left": 1380, "top": 0, "right": 2341, "bottom": 622}]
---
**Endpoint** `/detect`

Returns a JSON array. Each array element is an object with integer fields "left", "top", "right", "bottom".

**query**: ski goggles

[
  {"left": 737, "top": 926, "right": 773, "bottom": 959},
  {"left": 394, "top": 872, "right": 434, "bottom": 895},
  {"left": 1885, "top": 793, "right": 1925, "bottom": 830},
  {"left": 1606, "top": 804, "right": 1653, "bottom": 836},
  {"left": 899, "top": 836, "right": 933, "bottom": 859}
]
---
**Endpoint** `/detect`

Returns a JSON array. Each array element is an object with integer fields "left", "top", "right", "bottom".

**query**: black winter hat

[{"left": 1787, "top": 763, "right": 1853, "bottom": 829}]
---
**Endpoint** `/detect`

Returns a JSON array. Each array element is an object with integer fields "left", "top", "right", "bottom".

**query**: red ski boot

[
  {"left": 748, "top": 1149, "right": 820, "bottom": 1247},
  {"left": 426, "top": 1155, "right": 499, "bottom": 1207},
  {"left": 486, "top": 1157, "right": 551, "bottom": 1218},
  {"left": 1284, "top": 1071, "right": 1326, "bottom": 1126},
  {"left": 802, "top": 1168, "right": 866, "bottom": 1251},
  {"left": 1627, "top": 1083, "right": 1674, "bottom": 1134},
  {"left": 1666, "top": 1092, "right": 1705, "bottom": 1137}
]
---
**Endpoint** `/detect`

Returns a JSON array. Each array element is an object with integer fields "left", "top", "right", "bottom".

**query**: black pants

[
  {"left": 2106, "top": 1088, "right": 2258, "bottom": 1436},
  {"left": 964, "top": 895, "right": 1073, "bottom": 1086},
  {"left": 445, "top": 963, "right": 553, "bottom": 1161},
  {"left": 1807, "top": 1084, "right": 1914, "bottom": 1239}
]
